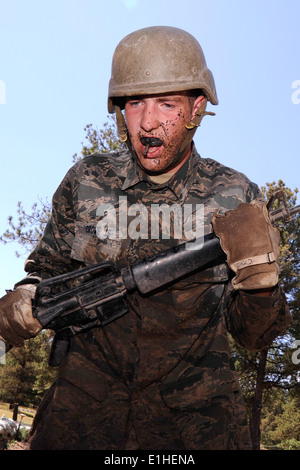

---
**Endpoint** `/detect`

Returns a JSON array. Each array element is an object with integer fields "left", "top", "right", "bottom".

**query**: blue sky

[{"left": 0, "top": 0, "right": 299, "bottom": 295}]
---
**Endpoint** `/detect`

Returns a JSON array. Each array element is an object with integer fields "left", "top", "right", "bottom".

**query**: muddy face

[{"left": 125, "top": 93, "right": 198, "bottom": 174}]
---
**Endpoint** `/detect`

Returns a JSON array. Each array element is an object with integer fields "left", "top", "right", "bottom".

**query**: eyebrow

[
  {"left": 156, "top": 96, "right": 183, "bottom": 102},
  {"left": 127, "top": 94, "right": 185, "bottom": 102}
]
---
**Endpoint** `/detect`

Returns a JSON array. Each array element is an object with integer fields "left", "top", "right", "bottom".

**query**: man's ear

[{"left": 191, "top": 94, "right": 207, "bottom": 119}]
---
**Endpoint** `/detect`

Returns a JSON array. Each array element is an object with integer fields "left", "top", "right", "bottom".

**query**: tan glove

[
  {"left": 211, "top": 199, "right": 280, "bottom": 290},
  {"left": 0, "top": 284, "right": 42, "bottom": 347}
]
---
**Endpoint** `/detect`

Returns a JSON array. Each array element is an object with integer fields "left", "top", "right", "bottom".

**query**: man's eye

[{"left": 163, "top": 103, "right": 175, "bottom": 109}]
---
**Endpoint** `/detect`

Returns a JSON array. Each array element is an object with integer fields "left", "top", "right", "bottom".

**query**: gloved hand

[
  {"left": 0, "top": 284, "right": 42, "bottom": 347},
  {"left": 211, "top": 199, "right": 280, "bottom": 290}
]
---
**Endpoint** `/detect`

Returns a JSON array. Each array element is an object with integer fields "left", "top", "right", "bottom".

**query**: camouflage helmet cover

[{"left": 108, "top": 26, "right": 218, "bottom": 113}]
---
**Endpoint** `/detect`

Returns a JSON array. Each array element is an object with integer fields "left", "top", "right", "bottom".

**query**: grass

[{"left": 0, "top": 402, "right": 36, "bottom": 427}]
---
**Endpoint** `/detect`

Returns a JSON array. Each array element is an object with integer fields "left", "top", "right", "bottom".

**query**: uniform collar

[{"left": 122, "top": 143, "right": 200, "bottom": 202}]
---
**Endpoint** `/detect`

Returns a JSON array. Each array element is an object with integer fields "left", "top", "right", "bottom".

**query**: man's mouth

[{"left": 140, "top": 137, "right": 163, "bottom": 157}]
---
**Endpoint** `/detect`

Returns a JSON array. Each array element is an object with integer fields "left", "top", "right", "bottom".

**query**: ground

[{"left": 7, "top": 441, "right": 29, "bottom": 450}]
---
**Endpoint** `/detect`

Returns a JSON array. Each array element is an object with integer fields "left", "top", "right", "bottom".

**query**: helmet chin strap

[
  {"left": 115, "top": 99, "right": 215, "bottom": 170},
  {"left": 115, "top": 105, "right": 140, "bottom": 165},
  {"left": 178, "top": 97, "right": 215, "bottom": 158},
  {"left": 115, "top": 105, "right": 128, "bottom": 143}
]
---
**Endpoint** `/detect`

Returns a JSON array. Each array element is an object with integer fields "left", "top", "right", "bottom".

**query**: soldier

[{"left": 0, "top": 26, "right": 291, "bottom": 450}]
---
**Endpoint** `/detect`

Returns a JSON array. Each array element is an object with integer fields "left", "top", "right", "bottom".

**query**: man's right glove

[
  {"left": 0, "top": 284, "right": 42, "bottom": 347},
  {"left": 211, "top": 199, "right": 280, "bottom": 290}
]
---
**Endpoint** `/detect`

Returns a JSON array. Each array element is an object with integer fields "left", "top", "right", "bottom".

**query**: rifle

[
  {"left": 1, "top": 196, "right": 298, "bottom": 366},
  {"left": 32, "top": 194, "right": 300, "bottom": 366},
  {"left": 34, "top": 233, "right": 225, "bottom": 365}
]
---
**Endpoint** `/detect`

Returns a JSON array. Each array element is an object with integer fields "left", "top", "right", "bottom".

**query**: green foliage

[
  {"left": 72, "top": 117, "right": 126, "bottom": 162},
  {"left": 16, "top": 426, "right": 30, "bottom": 442},
  {"left": 0, "top": 332, "right": 56, "bottom": 407},
  {"left": 0, "top": 198, "right": 51, "bottom": 257},
  {"left": 262, "top": 397, "right": 300, "bottom": 449}
]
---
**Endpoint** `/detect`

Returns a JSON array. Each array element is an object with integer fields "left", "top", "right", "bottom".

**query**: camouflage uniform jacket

[{"left": 26, "top": 145, "right": 291, "bottom": 450}]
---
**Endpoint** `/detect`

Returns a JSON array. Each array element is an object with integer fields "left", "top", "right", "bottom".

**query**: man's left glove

[
  {"left": 0, "top": 284, "right": 42, "bottom": 347},
  {"left": 211, "top": 199, "right": 280, "bottom": 290}
]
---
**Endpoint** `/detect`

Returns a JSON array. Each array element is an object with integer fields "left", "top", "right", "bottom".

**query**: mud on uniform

[{"left": 26, "top": 145, "right": 291, "bottom": 450}]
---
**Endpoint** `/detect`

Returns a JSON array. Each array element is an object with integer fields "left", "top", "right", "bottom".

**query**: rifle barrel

[
  {"left": 269, "top": 204, "right": 300, "bottom": 224},
  {"left": 122, "top": 234, "right": 225, "bottom": 294}
]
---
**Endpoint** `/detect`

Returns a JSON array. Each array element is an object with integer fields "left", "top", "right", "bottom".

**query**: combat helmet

[{"left": 108, "top": 26, "right": 218, "bottom": 144}]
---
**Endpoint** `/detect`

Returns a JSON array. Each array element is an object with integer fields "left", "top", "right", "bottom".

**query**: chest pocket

[
  {"left": 71, "top": 216, "right": 124, "bottom": 265},
  {"left": 70, "top": 180, "right": 126, "bottom": 265}
]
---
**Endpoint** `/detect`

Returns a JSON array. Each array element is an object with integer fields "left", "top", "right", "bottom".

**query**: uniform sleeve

[
  {"left": 221, "top": 178, "right": 292, "bottom": 350},
  {"left": 224, "top": 286, "right": 292, "bottom": 351},
  {"left": 23, "top": 164, "right": 82, "bottom": 281}
]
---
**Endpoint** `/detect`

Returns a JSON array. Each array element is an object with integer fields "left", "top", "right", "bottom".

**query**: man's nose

[{"left": 140, "top": 103, "right": 160, "bottom": 132}]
